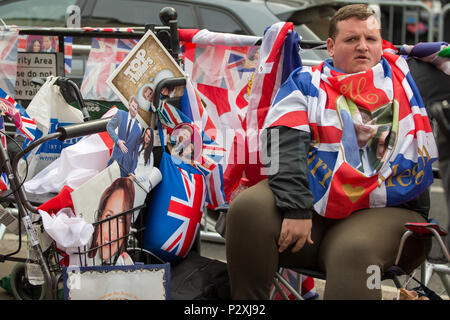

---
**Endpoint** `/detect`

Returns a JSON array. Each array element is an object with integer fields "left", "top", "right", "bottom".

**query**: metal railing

[
  {"left": 330, "top": 0, "right": 437, "bottom": 44},
  {"left": 439, "top": 3, "right": 450, "bottom": 42}
]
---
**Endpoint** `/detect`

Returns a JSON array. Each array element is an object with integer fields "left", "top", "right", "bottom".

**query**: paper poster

[
  {"left": 71, "top": 162, "right": 121, "bottom": 223},
  {"left": 63, "top": 264, "right": 170, "bottom": 300},
  {"left": 70, "top": 161, "right": 161, "bottom": 266},
  {"left": 22, "top": 35, "right": 58, "bottom": 53},
  {"left": 71, "top": 162, "right": 125, "bottom": 266},
  {"left": 106, "top": 29, "right": 186, "bottom": 129}
]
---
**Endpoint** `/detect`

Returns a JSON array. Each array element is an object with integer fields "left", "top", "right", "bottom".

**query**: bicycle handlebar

[
  {"left": 153, "top": 77, "right": 186, "bottom": 109},
  {"left": 56, "top": 118, "right": 109, "bottom": 141},
  {"left": 8, "top": 118, "right": 110, "bottom": 214}
]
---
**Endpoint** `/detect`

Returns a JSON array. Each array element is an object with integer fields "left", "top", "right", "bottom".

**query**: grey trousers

[{"left": 225, "top": 179, "right": 430, "bottom": 300}]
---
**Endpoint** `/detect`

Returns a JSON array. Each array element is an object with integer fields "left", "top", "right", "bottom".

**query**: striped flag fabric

[
  {"left": 263, "top": 52, "right": 438, "bottom": 219},
  {"left": 64, "top": 37, "right": 73, "bottom": 74},
  {"left": 0, "top": 86, "right": 37, "bottom": 191},
  {"left": 80, "top": 38, "right": 138, "bottom": 100},
  {"left": 82, "top": 27, "right": 135, "bottom": 33},
  {"left": 245, "top": 22, "right": 302, "bottom": 183},
  {"left": 272, "top": 268, "right": 318, "bottom": 300},
  {"left": 0, "top": 86, "right": 37, "bottom": 141},
  {"left": 0, "top": 28, "right": 19, "bottom": 97},
  {"left": 157, "top": 88, "right": 226, "bottom": 176},
  {"left": 180, "top": 23, "right": 301, "bottom": 201}
]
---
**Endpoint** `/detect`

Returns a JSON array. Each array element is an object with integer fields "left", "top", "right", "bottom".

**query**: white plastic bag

[
  {"left": 23, "top": 107, "right": 119, "bottom": 194},
  {"left": 20, "top": 76, "right": 84, "bottom": 179}
]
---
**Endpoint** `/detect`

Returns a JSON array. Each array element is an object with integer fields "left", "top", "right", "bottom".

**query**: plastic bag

[{"left": 19, "top": 76, "right": 84, "bottom": 179}]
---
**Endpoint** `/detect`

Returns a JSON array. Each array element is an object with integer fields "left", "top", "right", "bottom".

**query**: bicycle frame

[
  {"left": 0, "top": 132, "right": 61, "bottom": 300},
  {"left": 0, "top": 116, "right": 110, "bottom": 299}
]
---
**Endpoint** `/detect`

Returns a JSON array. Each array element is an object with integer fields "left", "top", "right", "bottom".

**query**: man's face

[
  {"left": 327, "top": 16, "right": 382, "bottom": 74},
  {"left": 129, "top": 100, "right": 138, "bottom": 118},
  {"left": 43, "top": 37, "right": 52, "bottom": 50},
  {"left": 144, "top": 87, "right": 153, "bottom": 101}
]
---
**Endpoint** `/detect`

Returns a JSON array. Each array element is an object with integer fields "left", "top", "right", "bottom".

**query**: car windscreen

[
  {"left": 293, "top": 25, "right": 329, "bottom": 63},
  {"left": 88, "top": 0, "right": 196, "bottom": 28},
  {"left": 0, "top": 0, "right": 78, "bottom": 27}
]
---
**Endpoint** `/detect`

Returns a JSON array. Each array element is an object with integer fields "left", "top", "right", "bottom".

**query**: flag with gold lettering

[{"left": 263, "top": 52, "right": 438, "bottom": 219}]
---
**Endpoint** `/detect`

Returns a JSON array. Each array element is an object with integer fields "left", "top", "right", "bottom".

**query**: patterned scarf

[{"left": 264, "top": 52, "right": 438, "bottom": 219}]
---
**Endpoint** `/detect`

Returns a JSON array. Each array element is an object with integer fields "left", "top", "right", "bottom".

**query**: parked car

[{"left": 0, "top": 0, "right": 329, "bottom": 67}]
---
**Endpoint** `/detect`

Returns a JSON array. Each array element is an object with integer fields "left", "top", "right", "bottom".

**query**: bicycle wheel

[{"left": 9, "top": 263, "right": 46, "bottom": 300}]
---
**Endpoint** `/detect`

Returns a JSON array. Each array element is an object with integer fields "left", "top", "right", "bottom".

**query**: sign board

[
  {"left": 15, "top": 52, "right": 64, "bottom": 100},
  {"left": 63, "top": 263, "right": 170, "bottom": 300}
]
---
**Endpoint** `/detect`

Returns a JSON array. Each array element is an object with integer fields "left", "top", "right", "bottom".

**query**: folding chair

[{"left": 273, "top": 220, "right": 449, "bottom": 300}]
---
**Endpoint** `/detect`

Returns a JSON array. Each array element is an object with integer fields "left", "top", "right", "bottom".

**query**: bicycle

[{"left": 0, "top": 78, "right": 160, "bottom": 300}]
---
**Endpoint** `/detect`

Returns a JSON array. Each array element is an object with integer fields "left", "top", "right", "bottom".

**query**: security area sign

[{"left": 15, "top": 52, "right": 64, "bottom": 100}]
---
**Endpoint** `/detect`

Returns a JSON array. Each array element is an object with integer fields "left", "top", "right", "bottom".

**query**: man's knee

[{"left": 226, "top": 179, "right": 279, "bottom": 235}]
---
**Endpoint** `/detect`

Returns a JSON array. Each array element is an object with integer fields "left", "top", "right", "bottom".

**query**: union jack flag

[
  {"left": 0, "top": 87, "right": 36, "bottom": 191},
  {"left": 80, "top": 38, "right": 137, "bottom": 100},
  {"left": 0, "top": 29, "right": 19, "bottom": 97},
  {"left": 0, "top": 86, "right": 37, "bottom": 141},
  {"left": 271, "top": 268, "right": 319, "bottom": 300},
  {"left": 64, "top": 37, "right": 72, "bottom": 74},
  {"left": 158, "top": 96, "right": 226, "bottom": 175},
  {"left": 143, "top": 149, "right": 206, "bottom": 262},
  {"left": 180, "top": 23, "right": 300, "bottom": 202},
  {"left": 263, "top": 52, "right": 438, "bottom": 219},
  {"left": 180, "top": 78, "right": 227, "bottom": 207},
  {"left": 161, "top": 167, "right": 205, "bottom": 258}
]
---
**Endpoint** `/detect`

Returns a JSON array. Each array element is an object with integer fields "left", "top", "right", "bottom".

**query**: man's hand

[
  {"left": 117, "top": 139, "right": 128, "bottom": 154},
  {"left": 278, "top": 218, "right": 313, "bottom": 253}
]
